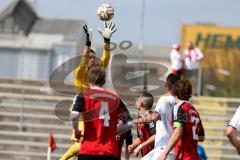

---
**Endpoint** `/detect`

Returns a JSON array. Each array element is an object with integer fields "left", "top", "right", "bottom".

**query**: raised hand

[
  {"left": 97, "top": 21, "right": 117, "bottom": 42},
  {"left": 83, "top": 24, "right": 92, "bottom": 47}
]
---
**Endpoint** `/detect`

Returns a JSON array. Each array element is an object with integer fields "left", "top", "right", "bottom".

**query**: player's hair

[
  {"left": 86, "top": 66, "right": 105, "bottom": 86},
  {"left": 89, "top": 49, "right": 95, "bottom": 54},
  {"left": 140, "top": 92, "right": 154, "bottom": 110},
  {"left": 174, "top": 80, "right": 192, "bottom": 101},
  {"left": 165, "top": 73, "right": 180, "bottom": 91}
]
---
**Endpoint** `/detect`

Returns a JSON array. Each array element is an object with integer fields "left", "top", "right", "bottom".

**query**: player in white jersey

[{"left": 130, "top": 73, "right": 179, "bottom": 160}]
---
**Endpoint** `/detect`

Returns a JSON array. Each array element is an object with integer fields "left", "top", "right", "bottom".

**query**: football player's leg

[{"left": 59, "top": 142, "right": 80, "bottom": 160}]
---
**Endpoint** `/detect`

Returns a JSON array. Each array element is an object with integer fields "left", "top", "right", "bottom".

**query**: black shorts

[{"left": 78, "top": 154, "right": 120, "bottom": 160}]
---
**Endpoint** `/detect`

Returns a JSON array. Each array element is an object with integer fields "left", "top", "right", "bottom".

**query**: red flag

[{"left": 48, "top": 132, "right": 57, "bottom": 152}]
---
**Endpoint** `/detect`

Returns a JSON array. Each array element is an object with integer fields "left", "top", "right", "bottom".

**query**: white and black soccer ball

[{"left": 97, "top": 3, "right": 114, "bottom": 21}]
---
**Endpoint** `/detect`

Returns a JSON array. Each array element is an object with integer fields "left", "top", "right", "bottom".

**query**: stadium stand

[
  {"left": 191, "top": 97, "right": 240, "bottom": 160},
  {"left": 0, "top": 78, "right": 73, "bottom": 160},
  {"left": 0, "top": 78, "right": 239, "bottom": 160}
]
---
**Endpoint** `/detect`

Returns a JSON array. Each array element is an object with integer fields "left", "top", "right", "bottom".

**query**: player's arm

[
  {"left": 133, "top": 98, "right": 166, "bottom": 125},
  {"left": 226, "top": 107, "right": 240, "bottom": 155},
  {"left": 71, "top": 94, "right": 85, "bottom": 139},
  {"left": 198, "top": 120, "right": 205, "bottom": 142},
  {"left": 128, "top": 138, "right": 141, "bottom": 153},
  {"left": 134, "top": 97, "right": 165, "bottom": 124},
  {"left": 118, "top": 110, "right": 159, "bottom": 134},
  {"left": 73, "top": 51, "right": 88, "bottom": 85},
  {"left": 196, "top": 48, "right": 204, "bottom": 61},
  {"left": 97, "top": 21, "right": 117, "bottom": 68},
  {"left": 226, "top": 126, "right": 240, "bottom": 155},
  {"left": 133, "top": 134, "right": 155, "bottom": 156},
  {"left": 98, "top": 42, "right": 110, "bottom": 68},
  {"left": 74, "top": 25, "right": 92, "bottom": 87},
  {"left": 117, "top": 100, "right": 134, "bottom": 134},
  {"left": 140, "top": 134, "right": 155, "bottom": 148},
  {"left": 133, "top": 112, "right": 160, "bottom": 124}
]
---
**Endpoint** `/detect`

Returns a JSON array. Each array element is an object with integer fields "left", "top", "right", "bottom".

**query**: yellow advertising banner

[{"left": 181, "top": 24, "right": 240, "bottom": 97}]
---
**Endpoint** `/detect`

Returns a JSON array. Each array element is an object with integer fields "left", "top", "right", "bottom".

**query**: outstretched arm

[
  {"left": 117, "top": 112, "right": 159, "bottom": 134},
  {"left": 74, "top": 25, "right": 92, "bottom": 90},
  {"left": 98, "top": 21, "right": 117, "bottom": 68},
  {"left": 133, "top": 112, "right": 160, "bottom": 124}
]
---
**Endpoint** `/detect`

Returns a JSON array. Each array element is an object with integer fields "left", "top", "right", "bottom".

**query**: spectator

[
  {"left": 183, "top": 41, "right": 204, "bottom": 95},
  {"left": 170, "top": 44, "right": 183, "bottom": 79}
]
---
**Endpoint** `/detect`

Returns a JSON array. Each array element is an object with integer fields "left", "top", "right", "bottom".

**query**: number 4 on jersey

[{"left": 99, "top": 102, "right": 110, "bottom": 127}]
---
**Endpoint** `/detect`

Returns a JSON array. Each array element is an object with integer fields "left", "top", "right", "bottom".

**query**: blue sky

[{"left": 1, "top": 0, "right": 240, "bottom": 47}]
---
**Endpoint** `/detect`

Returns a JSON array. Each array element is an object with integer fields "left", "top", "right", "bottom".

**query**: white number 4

[
  {"left": 99, "top": 102, "right": 110, "bottom": 127},
  {"left": 191, "top": 117, "right": 200, "bottom": 140}
]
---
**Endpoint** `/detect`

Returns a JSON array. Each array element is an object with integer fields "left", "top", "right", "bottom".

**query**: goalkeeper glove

[
  {"left": 97, "top": 21, "right": 117, "bottom": 43},
  {"left": 83, "top": 24, "right": 92, "bottom": 47},
  {"left": 74, "top": 130, "right": 83, "bottom": 140}
]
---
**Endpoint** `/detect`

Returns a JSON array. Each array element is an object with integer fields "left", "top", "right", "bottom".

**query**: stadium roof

[
  {"left": 0, "top": 0, "right": 85, "bottom": 41},
  {"left": 31, "top": 19, "right": 85, "bottom": 41},
  {"left": 0, "top": 0, "right": 38, "bottom": 35}
]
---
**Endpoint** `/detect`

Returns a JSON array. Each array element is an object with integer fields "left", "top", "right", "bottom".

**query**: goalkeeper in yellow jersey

[{"left": 59, "top": 21, "right": 117, "bottom": 160}]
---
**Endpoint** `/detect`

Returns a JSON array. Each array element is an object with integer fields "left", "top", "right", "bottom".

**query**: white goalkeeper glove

[{"left": 97, "top": 21, "right": 117, "bottom": 43}]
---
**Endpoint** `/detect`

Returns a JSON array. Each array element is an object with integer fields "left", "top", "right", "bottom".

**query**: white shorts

[{"left": 141, "top": 148, "right": 174, "bottom": 160}]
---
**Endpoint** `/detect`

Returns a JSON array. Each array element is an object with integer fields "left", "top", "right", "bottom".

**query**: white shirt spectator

[
  {"left": 229, "top": 106, "right": 240, "bottom": 130},
  {"left": 170, "top": 49, "right": 182, "bottom": 71},
  {"left": 184, "top": 48, "right": 204, "bottom": 70}
]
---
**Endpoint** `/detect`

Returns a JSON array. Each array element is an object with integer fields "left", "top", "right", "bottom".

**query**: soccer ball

[{"left": 97, "top": 4, "right": 114, "bottom": 21}]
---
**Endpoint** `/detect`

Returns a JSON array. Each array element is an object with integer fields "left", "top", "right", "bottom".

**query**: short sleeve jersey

[
  {"left": 154, "top": 95, "right": 176, "bottom": 153},
  {"left": 173, "top": 101, "right": 204, "bottom": 160},
  {"left": 229, "top": 106, "right": 240, "bottom": 130},
  {"left": 137, "top": 110, "right": 156, "bottom": 156},
  {"left": 72, "top": 87, "right": 125, "bottom": 158}
]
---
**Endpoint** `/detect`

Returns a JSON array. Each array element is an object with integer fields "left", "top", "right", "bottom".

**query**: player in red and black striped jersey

[
  {"left": 71, "top": 66, "right": 130, "bottom": 160},
  {"left": 158, "top": 80, "right": 205, "bottom": 160},
  {"left": 136, "top": 111, "right": 156, "bottom": 156},
  {"left": 128, "top": 92, "right": 156, "bottom": 157}
]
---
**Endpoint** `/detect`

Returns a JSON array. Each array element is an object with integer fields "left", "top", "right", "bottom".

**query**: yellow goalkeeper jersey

[{"left": 73, "top": 50, "right": 110, "bottom": 93}]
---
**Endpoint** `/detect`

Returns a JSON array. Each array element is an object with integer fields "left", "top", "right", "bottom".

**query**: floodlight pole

[{"left": 139, "top": 0, "right": 147, "bottom": 92}]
